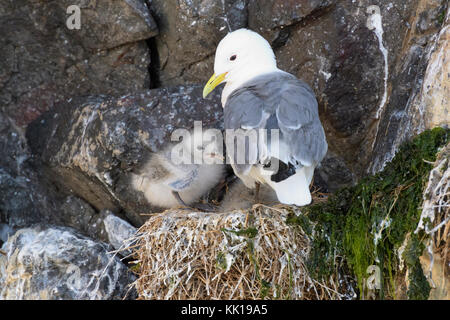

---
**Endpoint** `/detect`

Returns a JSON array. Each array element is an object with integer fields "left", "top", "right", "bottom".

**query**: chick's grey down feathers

[{"left": 224, "top": 72, "right": 328, "bottom": 177}]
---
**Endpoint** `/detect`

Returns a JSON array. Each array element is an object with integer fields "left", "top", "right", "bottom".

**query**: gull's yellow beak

[{"left": 203, "top": 72, "right": 227, "bottom": 98}]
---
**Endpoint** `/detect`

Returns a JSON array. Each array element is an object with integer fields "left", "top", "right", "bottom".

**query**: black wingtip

[{"left": 269, "top": 160, "right": 296, "bottom": 183}]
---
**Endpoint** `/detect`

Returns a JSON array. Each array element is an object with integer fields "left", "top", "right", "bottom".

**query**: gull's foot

[
  {"left": 172, "top": 191, "right": 218, "bottom": 212},
  {"left": 192, "top": 202, "right": 219, "bottom": 212},
  {"left": 254, "top": 182, "right": 261, "bottom": 204},
  {"left": 176, "top": 206, "right": 194, "bottom": 211}
]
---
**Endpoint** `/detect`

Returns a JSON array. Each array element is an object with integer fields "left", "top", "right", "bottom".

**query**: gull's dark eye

[{"left": 230, "top": 55, "right": 237, "bottom": 61}]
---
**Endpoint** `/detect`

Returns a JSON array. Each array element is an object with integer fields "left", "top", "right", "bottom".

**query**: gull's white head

[{"left": 203, "top": 29, "right": 278, "bottom": 101}]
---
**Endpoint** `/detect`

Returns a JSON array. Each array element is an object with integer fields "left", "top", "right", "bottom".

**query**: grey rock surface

[
  {"left": 103, "top": 212, "right": 137, "bottom": 254},
  {"left": 0, "top": 224, "right": 14, "bottom": 245},
  {"left": 149, "top": 0, "right": 247, "bottom": 86},
  {"left": 64, "top": 0, "right": 158, "bottom": 50},
  {"left": 369, "top": 1, "right": 449, "bottom": 173},
  {"left": 0, "top": 110, "right": 133, "bottom": 247},
  {"left": 248, "top": 0, "right": 336, "bottom": 43},
  {"left": 54, "top": 197, "right": 136, "bottom": 256},
  {"left": 59, "top": 196, "right": 110, "bottom": 242},
  {"left": 0, "top": 226, "right": 136, "bottom": 300},
  {"left": 0, "top": 112, "right": 61, "bottom": 230},
  {"left": 0, "top": 0, "right": 155, "bottom": 127}
]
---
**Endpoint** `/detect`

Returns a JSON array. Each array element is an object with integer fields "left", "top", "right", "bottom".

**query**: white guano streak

[{"left": 367, "top": 5, "right": 389, "bottom": 149}]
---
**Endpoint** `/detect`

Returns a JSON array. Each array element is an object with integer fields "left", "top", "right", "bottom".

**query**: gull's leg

[
  {"left": 192, "top": 202, "right": 218, "bottom": 212},
  {"left": 172, "top": 191, "right": 188, "bottom": 207},
  {"left": 172, "top": 191, "right": 217, "bottom": 212},
  {"left": 254, "top": 182, "right": 261, "bottom": 204}
]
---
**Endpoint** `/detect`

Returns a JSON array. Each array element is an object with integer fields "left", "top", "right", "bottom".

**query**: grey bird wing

[
  {"left": 166, "top": 167, "right": 198, "bottom": 191},
  {"left": 224, "top": 72, "right": 328, "bottom": 176}
]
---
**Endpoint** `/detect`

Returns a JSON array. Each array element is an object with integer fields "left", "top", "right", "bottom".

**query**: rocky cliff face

[
  {"left": 0, "top": 0, "right": 156, "bottom": 127},
  {"left": 0, "top": 0, "right": 448, "bottom": 299},
  {"left": 0, "top": 226, "right": 136, "bottom": 299},
  {"left": 369, "top": 0, "right": 449, "bottom": 174}
]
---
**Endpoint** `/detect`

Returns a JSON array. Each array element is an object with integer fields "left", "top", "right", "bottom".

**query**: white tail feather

[{"left": 264, "top": 167, "right": 312, "bottom": 206}]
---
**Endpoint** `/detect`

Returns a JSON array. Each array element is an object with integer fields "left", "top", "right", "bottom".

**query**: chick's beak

[
  {"left": 203, "top": 72, "right": 227, "bottom": 98},
  {"left": 212, "top": 153, "right": 224, "bottom": 160},
  {"left": 204, "top": 152, "right": 224, "bottom": 161}
]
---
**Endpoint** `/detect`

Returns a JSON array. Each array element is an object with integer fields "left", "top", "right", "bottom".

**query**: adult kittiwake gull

[{"left": 203, "top": 29, "right": 328, "bottom": 206}]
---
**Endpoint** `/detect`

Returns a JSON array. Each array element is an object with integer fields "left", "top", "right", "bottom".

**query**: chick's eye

[{"left": 229, "top": 55, "right": 237, "bottom": 61}]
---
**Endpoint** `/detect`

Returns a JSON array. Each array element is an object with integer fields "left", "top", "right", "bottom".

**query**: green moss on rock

[
  {"left": 289, "top": 127, "right": 449, "bottom": 299},
  {"left": 403, "top": 234, "right": 431, "bottom": 300}
]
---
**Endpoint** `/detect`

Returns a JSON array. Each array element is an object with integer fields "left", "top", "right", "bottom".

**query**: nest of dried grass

[{"left": 130, "top": 204, "right": 340, "bottom": 300}]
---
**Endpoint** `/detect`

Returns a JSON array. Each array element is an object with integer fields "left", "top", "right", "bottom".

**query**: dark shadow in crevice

[
  {"left": 146, "top": 37, "right": 161, "bottom": 89},
  {"left": 144, "top": 0, "right": 161, "bottom": 89}
]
